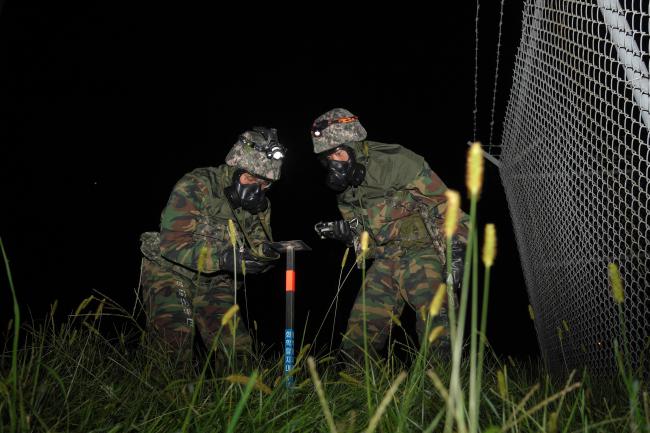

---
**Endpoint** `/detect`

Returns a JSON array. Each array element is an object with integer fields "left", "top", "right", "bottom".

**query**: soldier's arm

[
  {"left": 336, "top": 201, "right": 362, "bottom": 251},
  {"left": 246, "top": 204, "right": 275, "bottom": 257},
  {"left": 159, "top": 174, "right": 228, "bottom": 273},
  {"left": 338, "top": 202, "right": 357, "bottom": 222},
  {"left": 405, "top": 162, "right": 470, "bottom": 244}
]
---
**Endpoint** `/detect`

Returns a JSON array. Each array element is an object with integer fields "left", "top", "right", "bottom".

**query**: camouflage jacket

[
  {"left": 140, "top": 165, "right": 274, "bottom": 276},
  {"left": 337, "top": 141, "right": 469, "bottom": 260}
]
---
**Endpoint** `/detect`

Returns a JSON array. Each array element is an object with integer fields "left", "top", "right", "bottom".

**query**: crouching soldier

[
  {"left": 311, "top": 108, "right": 469, "bottom": 361},
  {"left": 139, "top": 127, "right": 285, "bottom": 363}
]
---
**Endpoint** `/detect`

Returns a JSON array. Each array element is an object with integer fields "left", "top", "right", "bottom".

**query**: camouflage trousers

[
  {"left": 341, "top": 248, "right": 449, "bottom": 359},
  {"left": 139, "top": 257, "right": 252, "bottom": 360}
]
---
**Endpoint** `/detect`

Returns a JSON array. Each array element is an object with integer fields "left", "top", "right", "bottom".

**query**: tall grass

[
  {"left": 0, "top": 299, "right": 638, "bottom": 432},
  {"left": 1, "top": 143, "right": 646, "bottom": 431}
]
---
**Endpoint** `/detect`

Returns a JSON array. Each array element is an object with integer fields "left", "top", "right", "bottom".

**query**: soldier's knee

[
  {"left": 152, "top": 326, "right": 192, "bottom": 352},
  {"left": 218, "top": 333, "right": 252, "bottom": 350}
]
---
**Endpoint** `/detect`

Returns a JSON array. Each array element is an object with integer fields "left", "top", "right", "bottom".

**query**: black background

[{"left": 0, "top": 2, "right": 539, "bottom": 358}]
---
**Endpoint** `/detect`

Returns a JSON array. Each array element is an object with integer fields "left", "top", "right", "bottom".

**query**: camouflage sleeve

[
  {"left": 159, "top": 174, "right": 228, "bottom": 273},
  {"left": 405, "top": 162, "right": 470, "bottom": 244},
  {"left": 246, "top": 204, "right": 273, "bottom": 255},
  {"left": 338, "top": 202, "right": 357, "bottom": 222}
]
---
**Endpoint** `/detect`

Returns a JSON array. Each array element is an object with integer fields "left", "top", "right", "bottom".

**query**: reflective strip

[{"left": 285, "top": 270, "right": 295, "bottom": 292}]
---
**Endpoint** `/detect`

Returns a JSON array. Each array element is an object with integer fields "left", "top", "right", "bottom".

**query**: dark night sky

[{"left": 0, "top": 2, "right": 539, "bottom": 358}]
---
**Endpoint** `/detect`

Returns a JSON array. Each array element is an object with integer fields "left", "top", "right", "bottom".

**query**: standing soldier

[
  {"left": 139, "top": 127, "right": 285, "bottom": 363},
  {"left": 312, "top": 108, "right": 468, "bottom": 360}
]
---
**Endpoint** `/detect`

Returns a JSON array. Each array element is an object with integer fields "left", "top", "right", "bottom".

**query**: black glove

[
  {"left": 259, "top": 241, "right": 281, "bottom": 260},
  {"left": 449, "top": 238, "right": 466, "bottom": 300},
  {"left": 219, "top": 248, "right": 269, "bottom": 275},
  {"left": 323, "top": 220, "right": 354, "bottom": 246}
]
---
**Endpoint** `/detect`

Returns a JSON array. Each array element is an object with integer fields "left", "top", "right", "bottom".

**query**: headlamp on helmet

[
  {"left": 239, "top": 127, "right": 287, "bottom": 160},
  {"left": 311, "top": 115, "right": 359, "bottom": 137}
]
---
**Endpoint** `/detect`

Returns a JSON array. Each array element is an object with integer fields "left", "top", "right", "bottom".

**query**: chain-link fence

[{"left": 494, "top": 0, "right": 649, "bottom": 376}]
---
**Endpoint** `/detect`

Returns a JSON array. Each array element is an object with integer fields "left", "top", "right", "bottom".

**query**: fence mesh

[{"left": 495, "top": 0, "right": 649, "bottom": 376}]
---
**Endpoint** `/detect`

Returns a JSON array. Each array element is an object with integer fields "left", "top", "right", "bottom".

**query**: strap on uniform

[
  {"left": 225, "top": 199, "right": 254, "bottom": 250},
  {"left": 257, "top": 213, "right": 274, "bottom": 242},
  {"left": 353, "top": 141, "right": 378, "bottom": 244}
]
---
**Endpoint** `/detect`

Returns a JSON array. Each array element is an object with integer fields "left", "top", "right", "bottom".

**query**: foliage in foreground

[{"left": 2, "top": 142, "right": 647, "bottom": 432}]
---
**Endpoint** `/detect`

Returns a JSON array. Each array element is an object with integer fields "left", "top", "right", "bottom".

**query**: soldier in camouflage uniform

[
  {"left": 139, "top": 127, "right": 285, "bottom": 362},
  {"left": 311, "top": 108, "right": 469, "bottom": 359}
]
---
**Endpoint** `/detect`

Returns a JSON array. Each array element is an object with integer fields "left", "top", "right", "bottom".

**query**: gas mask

[
  {"left": 224, "top": 169, "right": 269, "bottom": 214},
  {"left": 322, "top": 145, "right": 366, "bottom": 192}
]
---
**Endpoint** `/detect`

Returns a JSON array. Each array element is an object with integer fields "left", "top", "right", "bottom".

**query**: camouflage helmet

[
  {"left": 311, "top": 108, "right": 367, "bottom": 154},
  {"left": 225, "top": 127, "right": 285, "bottom": 180}
]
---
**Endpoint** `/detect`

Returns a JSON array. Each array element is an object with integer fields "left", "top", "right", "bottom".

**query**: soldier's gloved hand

[
  {"left": 259, "top": 241, "right": 280, "bottom": 260},
  {"left": 220, "top": 248, "right": 269, "bottom": 275},
  {"left": 323, "top": 220, "right": 354, "bottom": 246}
]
